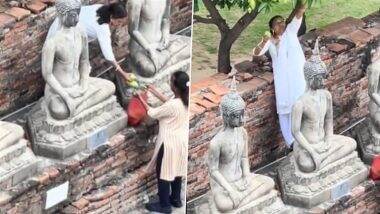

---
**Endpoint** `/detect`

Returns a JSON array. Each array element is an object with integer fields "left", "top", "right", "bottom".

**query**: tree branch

[
  {"left": 202, "top": 0, "right": 230, "bottom": 32},
  {"left": 229, "top": 6, "right": 260, "bottom": 42},
  {"left": 194, "top": 15, "right": 216, "bottom": 25}
]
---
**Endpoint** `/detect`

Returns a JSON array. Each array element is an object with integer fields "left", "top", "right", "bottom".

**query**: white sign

[
  {"left": 88, "top": 129, "right": 108, "bottom": 150},
  {"left": 331, "top": 180, "right": 350, "bottom": 200},
  {"left": 45, "top": 181, "right": 69, "bottom": 209}
]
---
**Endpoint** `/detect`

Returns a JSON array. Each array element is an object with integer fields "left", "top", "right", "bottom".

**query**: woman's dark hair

[
  {"left": 268, "top": 15, "right": 283, "bottom": 35},
  {"left": 172, "top": 71, "right": 189, "bottom": 107},
  {"left": 97, "top": 2, "right": 127, "bottom": 25}
]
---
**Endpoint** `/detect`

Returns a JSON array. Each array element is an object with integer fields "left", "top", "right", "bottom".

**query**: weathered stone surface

[
  {"left": 0, "top": 121, "right": 38, "bottom": 189},
  {"left": 277, "top": 153, "right": 368, "bottom": 208},
  {"left": 27, "top": 96, "right": 127, "bottom": 159}
]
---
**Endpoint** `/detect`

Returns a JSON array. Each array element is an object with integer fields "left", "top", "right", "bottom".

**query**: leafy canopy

[{"left": 195, "top": 0, "right": 320, "bottom": 13}]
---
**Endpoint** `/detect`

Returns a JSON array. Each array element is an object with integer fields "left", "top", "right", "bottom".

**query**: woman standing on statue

[
  {"left": 138, "top": 71, "right": 189, "bottom": 213},
  {"left": 47, "top": 2, "right": 131, "bottom": 81},
  {"left": 252, "top": 0, "right": 307, "bottom": 148}
]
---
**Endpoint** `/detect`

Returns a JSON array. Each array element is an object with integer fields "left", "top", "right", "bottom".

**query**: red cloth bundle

[
  {"left": 127, "top": 92, "right": 148, "bottom": 126},
  {"left": 370, "top": 155, "right": 380, "bottom": 181}
]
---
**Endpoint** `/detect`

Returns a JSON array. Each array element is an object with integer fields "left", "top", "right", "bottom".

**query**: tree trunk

[{"left": 218, "top": 33, "right": 233, "bottom": 74}]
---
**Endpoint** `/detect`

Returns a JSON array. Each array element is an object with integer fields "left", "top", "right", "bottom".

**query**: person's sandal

[
  {"left": 145, "top": 202, "right": 172, "bottom": 213},
  {"left": 170, "top": 197, "right": 183, "bottom": 208}
]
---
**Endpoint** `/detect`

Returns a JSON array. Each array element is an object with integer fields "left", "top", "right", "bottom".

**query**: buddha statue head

[
  {"left": 56, "top": 0, "right": 81, "bottom": 28},
  {"left": 304, "top": 38, "right": 328, "bottom": 90},
  {"left": 220, "top": 77, "right": 245, "bottom": 128}
]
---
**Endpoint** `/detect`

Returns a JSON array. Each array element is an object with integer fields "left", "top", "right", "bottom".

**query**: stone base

[
  {"left": 0, "top": 139, "right": 38, "bottom": 189},
  {"left": 277, "top": 152, "right": 368, "bottom": 208},
  {"left": 116, "top": 56, "right": 190, "bottom": 107},
  {"left": 209, "top": 190, "right": 288, "bottom": 214},
  {"left": 353, "top": 118, "right": 380, "bottom": 164},
  {"left": 27, "top": 96, "right": 128, "bottom": 160}
]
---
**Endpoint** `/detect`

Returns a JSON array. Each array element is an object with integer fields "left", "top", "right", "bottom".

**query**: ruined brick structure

[
  {"left": 0, "top": 0, "right": 192, "bottom": 213},
  {"left": 187, "top": 11, "right": 380, "bottom": 212},
  {"left": 0, "top": 0, "right": 192, "bottom": 117}
]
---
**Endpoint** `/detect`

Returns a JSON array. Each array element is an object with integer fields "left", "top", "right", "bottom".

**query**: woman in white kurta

[
  {"left": 47, "top": 2, "right": 131, "bottom": 81},
  {"left": 253, "top": 2, "right": 307, "bottom": 147},
  {"left": 138, "top": 71, "right": 189, "bottom": 213}
]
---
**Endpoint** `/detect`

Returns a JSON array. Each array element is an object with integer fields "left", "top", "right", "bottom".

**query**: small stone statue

[
  {"left": 367, "top": 57, "right": 380, "bottom": 154},
  {"left": 127, "top": 0, "right": 191, "bottom": 77},
  {"left": 291, "top": 39, "right": 357, "bottom": 173},
  {"left": 42, "top": 0, "right": 115, "bottom": 120},
  {"left": 277, "top": 38, "right": 368, "bottom": 208},
  {"left": 0, "top": 121, "right": 24, "bottom": 150},
  {"left": 27, "top": 0, "right": 127, "bottom": 159},
  {"left": 208, "top": 78, "right": 285, "bottom": 213},
  {"left": 0, "top": 121, "right": 38, "bottom": 188}
]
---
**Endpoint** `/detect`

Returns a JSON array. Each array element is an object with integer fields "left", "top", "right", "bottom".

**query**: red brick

[
  {"left": 26, "top": 1, "right": 47, "bottom": 14},
  {"left": 202, "top": 93, "right": 221, "bottom": 104},
  {"left": 37, "top": 172, "right": 50, "bottom": 185},
  {"left": 47, "top": 167, "right": 60, "bottom": 179},
  {"left": 5, "top": 7, "right": 31, "bottom": 21},
  {"left": 363, "top": 27, "right": 380, "bottom": 37},
  {"left": 208, "top": 84, "right": 229, "bottom": 96},
  {"left": 0, "top": 13, "right": 15, "bottom": 29},
  {"left": 72, "top": 198, "right": 90, "bottom": 210},
  {"left": 190, "top": 103, "right": 206, "bottom": 114},
  {"left": 259, "top": 72, "right": 274, "bottom": 84},
  {"left": 327, "top": 43, "right": 348, "bottom": 54},
  {"left": 347, "top": 29, "right": 373, "bottom": 46},
  {"left": 40, "top": 0, "right": 55, "bottom": 5},
  {"left": 194, "top": 99, "right": 218, "bottom": 109}
]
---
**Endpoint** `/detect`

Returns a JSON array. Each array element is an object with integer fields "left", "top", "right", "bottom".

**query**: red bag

[
  {"left": 369, "top": 155, "right": 380, "bottom": 181},
  {"left": 127, "top": 92, "right": 148, "bottom": 126}
]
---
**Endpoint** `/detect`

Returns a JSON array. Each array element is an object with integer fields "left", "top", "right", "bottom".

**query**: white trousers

[{"left": 278, "top": 113, "right": 294, "bottom": 147}]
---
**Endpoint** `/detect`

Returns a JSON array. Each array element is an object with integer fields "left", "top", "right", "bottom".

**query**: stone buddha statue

[
  {"left": 127, "top": 0, "right": 191, "bottom": 77},
  {"left": 291, "top": 39, "right": 357, "bottom": 173},
  {"left": 367, "top": 57, "right": 380, "bottom": 154},
  {"left": 27, "top": 0, "right": 127, "bottom": 159},
  {"left": 0, "top": 121, "right": 24, "bottom": 151},
  {"left": 42, "top": 0, "right": 115, "bottom": 120},
  {"left": 277, "top": 39, "right": 368, "bottom": 208},
  {"left": 208, "top": 78, "right": 281, "bottom": 213},
  {"left": 0, "top": 121, "right": 38, "bottom": 188}
]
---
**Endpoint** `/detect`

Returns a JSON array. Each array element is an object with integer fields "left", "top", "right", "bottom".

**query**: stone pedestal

[
  {"left": 27, "top": 96, "right": 128, "bottom": 160},
  {"left": 354, "top": 118, "right": 380, "bottom": 164},
  {"left": 116, "top": 55, "right": 190, "bottom": 108},
  {"left": 277, "top": 152, "right": 368, "bottom": 208},
  {"left": 208, "top": 190, "right": 288, "bottom": 214},
  {"left": 0, "top": 139, "right": 38, "bottom": 189}
]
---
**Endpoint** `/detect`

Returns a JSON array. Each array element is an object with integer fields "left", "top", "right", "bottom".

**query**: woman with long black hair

[
  {"left": 138, "top": 71, "right": 189, "bottom": 213},
  {"left": 47, "top": 2, "right": 131, "bottom": 81}
]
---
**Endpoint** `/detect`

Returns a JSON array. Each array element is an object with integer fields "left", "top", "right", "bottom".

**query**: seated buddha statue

[
  {"left": 367, "top": 57, "right": 380, "bottom": 153},
  {"left": 291, "top": 39, "right": 357, "bottom": 173},
  {"left": 127, "top": 0, "right": 191, "bottom": 77},
  {"left": 208, "top": 78, "right": 275, "bottom": 212},
  {"left": 0, "top": 121, "right": 24, "bottom": 150},
  {"left": 42, "top": 0, "right": 115, "bottom": 120}
]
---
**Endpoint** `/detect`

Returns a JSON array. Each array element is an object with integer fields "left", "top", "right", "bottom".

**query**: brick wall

[
  {"left": 187, "top": 12, "right": 380, "bottom": 201},
  {"left": 0, "top": 0, "right": 193, "bottom": 117},
  {"left": 0, "top": 124, "right": 162, "bottom": 213}
]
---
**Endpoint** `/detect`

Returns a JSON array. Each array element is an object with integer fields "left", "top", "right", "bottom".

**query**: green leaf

[{"left": 248, "top": 0, "right": 256, "bottom": 10}]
